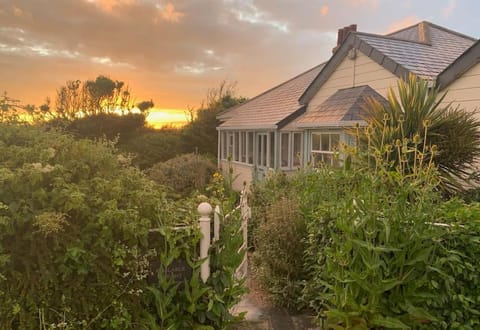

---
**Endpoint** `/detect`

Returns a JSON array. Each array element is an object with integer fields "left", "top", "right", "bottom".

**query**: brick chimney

[{"left": 333, "top": 24, "right": 357, "bottom": 53}]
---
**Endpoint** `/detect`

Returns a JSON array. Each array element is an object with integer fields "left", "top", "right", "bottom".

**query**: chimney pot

[{"left": 333, "top": 24, "right": 357, "bottom": 53}]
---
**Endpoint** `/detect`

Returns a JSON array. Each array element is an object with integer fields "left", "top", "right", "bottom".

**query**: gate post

[{"left": 198, "top": 202, "right": 212, "bottom": 283}]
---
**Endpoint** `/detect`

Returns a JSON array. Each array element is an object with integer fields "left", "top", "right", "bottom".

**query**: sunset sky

[{"left": 0, "top": 0, "right": 478, "bottom": 126}]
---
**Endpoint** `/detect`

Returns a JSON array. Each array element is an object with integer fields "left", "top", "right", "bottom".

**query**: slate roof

[
  {"left": 217, "top": 63, "right": 324, "bottom": 130},
  {"left": 294, "top": 85, "right": 387, "bottom": 128},
  {"left": 437, "top": 39, "right": 480, "bottom": 90},
  {"left": 300, "top": 21, "right": 476, "bottom": 105},
  {"left": 218, "top": 21, "right": 477, "bottom": 131},
  {"left": 357, "top": 23, "right": 475, "bottom": 78}
]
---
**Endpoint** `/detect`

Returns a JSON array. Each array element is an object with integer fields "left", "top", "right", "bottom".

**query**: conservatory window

[
  {"left": 280, "top": 132, "right": 303, "bottom": 169},
  {"left": 311, "top": 132, "right": 340, "bottom": 167}
]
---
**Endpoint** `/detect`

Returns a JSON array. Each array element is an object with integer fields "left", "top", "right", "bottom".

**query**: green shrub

[
  {"left": 356, "top": 73, "right": 480, "bottom": 193},
  {"left": 251, "top": 123, "right": 480, "bottom": 328},
  {"left": 123, "top": 128, "right": 183, "bottom": 169},
  {"left": 301, "top": 142, "right": 480, "bottom": 328},
  {"left": 147, "top": 153, "right": 217, "bottom": 197},
  {"left": 248, "top": 172, "right": 291, "bottom": 249},
  {"left": 253, "top": 196, "right": 307, "bottom": 311},
  {"left": 0, "top": 123, "right": 164, "bottom": 328},
  {"left": 0, "top": 124, "right": 246, "bottom": 329}
]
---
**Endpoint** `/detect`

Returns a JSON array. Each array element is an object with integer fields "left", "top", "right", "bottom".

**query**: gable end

[
  {"left": 437, "top": 40, "right": 480, "bottom": 90},
  {"left": 299, "top": 33, "right": 411, "bottom": 105}
]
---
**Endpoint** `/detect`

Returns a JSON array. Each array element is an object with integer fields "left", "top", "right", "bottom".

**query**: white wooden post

[
  {"left": 214, "top": 205, "right": 220, "bottom": 242},
  {"left": 198, "top": 202, "right": 212, "bottom": 283}
]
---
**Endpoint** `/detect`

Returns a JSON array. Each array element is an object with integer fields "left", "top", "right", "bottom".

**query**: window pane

[
  {"left": 331, "top": 134, "right": 340, "bottom": 151},
  {"left": 293, "top": 133, "right": 302, "bottom": 167},
  {"left": 281, "top": 133, "right": 289, "bottom": 167},
  {"left": 262, "top": 135, "right": 267, "bottom": 167},
  {"left": 248, "top": 132, "right": 254, "bottom": 164},
  {"left": 221, "top": 132, "right": 227, "bottom": 159},
  {"left": 234, "top": 132, "right": 239, "bottom": 161},
  {"left": 269, "top": 132, "right": 275, "bottom": 168},
  {"left": 241, "top": 132, "right": 247, "bottom": 163},
  {"left": 321, "top": 134, "right": 330, "bottom": 151},
  {"left": 227, "top": 133, "right": 234, "bottom": 159},
  {"left": 312, "top": 133, "right": 321, "bottom": 151}
]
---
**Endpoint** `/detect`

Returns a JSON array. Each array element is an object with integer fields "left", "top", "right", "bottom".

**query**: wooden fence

[{"left": 197, "top": 190, "right": 250, "bottom": 283}]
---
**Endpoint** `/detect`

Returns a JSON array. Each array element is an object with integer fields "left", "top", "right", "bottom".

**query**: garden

[
  {"left": 0, "top": 124, "right": 246, "bottom": 329},
  {"left": 1, "top": 74, "right": 480, "bottom": 329},
  {"left": 250, "top": 76, "right": 480, "bottom": 329}
]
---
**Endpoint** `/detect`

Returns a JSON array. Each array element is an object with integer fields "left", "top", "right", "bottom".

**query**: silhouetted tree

[{"left": 182, "top": 81, "right": 247, "bottom": 156}]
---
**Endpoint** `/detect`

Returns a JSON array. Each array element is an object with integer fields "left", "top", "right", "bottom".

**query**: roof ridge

[
  {"left": 425, "top": 20, "right": 477, "bottom": 41},
  {"left": 385, "top": 20, "right": 476, "bottom": 42},
  {"left": 355, "top": 31, "right": 431, "bottom": 46}
]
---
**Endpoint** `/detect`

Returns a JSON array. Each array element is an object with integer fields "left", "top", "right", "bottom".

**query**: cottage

[{"left": 217, "top": 22, "right": 479, "bottom": 190}]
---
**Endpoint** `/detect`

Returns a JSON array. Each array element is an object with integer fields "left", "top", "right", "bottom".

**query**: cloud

[
  {"left": 13, "top": 6, "right": 23, "bottom": 17},
  {"left": 174, "top": 62, "right": 223, "bottom": 75},
  {"left": 1, "top": 0, "right": 474, "bottom": 112},
  {"left": 320, "top": 4, "right": 329, "bottom": 16},
  {"left": 346, "top": 0, "right": 379, "bottom": 9},
  {"left": 442, "top": 0, "right": 457, "bottom": 18},
  {"left": 385, "top": 15, "right": 420, "bottom": 34},
  {"left": 85, "top": 0, "right": 136, "bottom": 12},
  {"left": 156, "top": 2, "right": 185, "bottom": 23},
  {"left": 227, "top": 0, "right": 290, "bottom": 33}
]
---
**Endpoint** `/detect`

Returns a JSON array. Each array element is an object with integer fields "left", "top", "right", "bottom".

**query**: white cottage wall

[{"left": 307, "top": 51, "right": 399, "bottom": 112}]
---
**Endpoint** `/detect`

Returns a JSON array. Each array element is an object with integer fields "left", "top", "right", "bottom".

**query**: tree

[
  {"left": 357, "top": 74, "right": 480, "bottom": 193},
  {"left": 182, "top": 81, "right": 247, "bottom": 156},
  {"left": 54, "top": 75, "right": 153, "bottom": 120}
]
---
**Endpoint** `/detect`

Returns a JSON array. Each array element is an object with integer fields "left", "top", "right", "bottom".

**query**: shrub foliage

[
  {"left": 0, "top": 124, "right": 245, "bottom": 329},
  {"left": 147, "top": 153, "right": 217, "bottom": 197},
  {"left": 250, "top": 78, "right": 480, "bottom": 327}
]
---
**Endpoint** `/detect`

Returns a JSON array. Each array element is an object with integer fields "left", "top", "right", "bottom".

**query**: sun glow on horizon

[{"left": 146, "top": 108, "right": 189, "bottom": 128}]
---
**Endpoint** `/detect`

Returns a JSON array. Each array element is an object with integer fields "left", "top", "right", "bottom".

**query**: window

[
  {"left": 247, "top": 132, "right": 254, "bottom": 164},
  {"left": 227, "top": 132, "right": 234, "bottom": 159},
  {"left": 221, "top": 131, "right": 227, "bottom": 159},
  {"left": 234, "top": 132, "right": 240, "bottom": 161},
  {"left": 311, "top": 132, "right": 340, "bottom": 167},
  {"left": 292, "top": 133, "right": 302, "bottom": 167},
  {"left": 256, "top": 132, "right": 275, "bottom": 169},
  {"left": 269, "top": 132, "right": 275, "bottom": 168},
  {"left": 240, "top": 132, "right": 247, "bottom": 163},
  {"left": 279, "top": 132, "right": 303, "bottom": 169},
  {"left": 280, "top": 133, "right": 289, "bottom": 167}
]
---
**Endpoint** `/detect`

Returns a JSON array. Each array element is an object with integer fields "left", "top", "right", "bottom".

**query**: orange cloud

[
  {"left": 13, "top": 6, "right": 23, "bottom": 17},
  {"left": 347, "top": 0, "right": 378, "bottom": 9},
  {"left": 385, "top": 15, "right": 419, "bottom": 34},
  {"left": 158, "top": 3, "right": 185, "bottom": 23},
  {"left": 86, "top": 0, "right": 135, "bottom": 12},
  {"left": 320, "top": 4, "right": 329, "bottom": 16}
]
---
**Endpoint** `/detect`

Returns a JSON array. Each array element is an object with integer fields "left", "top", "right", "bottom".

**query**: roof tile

[{"left": 218, "top": 64, "right": 324, "bottom": 129}]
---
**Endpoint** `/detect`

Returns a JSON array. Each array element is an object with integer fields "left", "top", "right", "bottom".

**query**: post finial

[{"left": 198, "top": 202, "right": 212, "bottom": 217}]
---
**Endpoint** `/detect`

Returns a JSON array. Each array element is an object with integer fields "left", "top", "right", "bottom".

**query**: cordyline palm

[{"left": 356, "top": 74, "right": 480, "bottom": 193}]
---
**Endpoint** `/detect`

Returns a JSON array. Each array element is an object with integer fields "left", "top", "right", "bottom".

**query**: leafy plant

[
  {"left": 142, "top": 178, "right": 247, "bottom": 329},
  {"left": 253, "top": 196, "right": 307, "bottom": 311},
  {"left": 356, "top": 73, "right": 480, "bottom": 193},
  {"left": 0, "top": 124, "right": 247, "bottom": 329},
  {"left": 0, "top": 123, "right": 163, "bottom": 328},
  {"left": 147, "top": 153, "right": 217, "bottom": 198}
]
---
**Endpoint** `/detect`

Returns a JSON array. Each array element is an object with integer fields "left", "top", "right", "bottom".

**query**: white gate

[{"left": 197, "top": 189, "right": 250, "bottom": 282}]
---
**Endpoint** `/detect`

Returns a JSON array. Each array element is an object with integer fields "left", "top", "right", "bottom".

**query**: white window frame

[
  {"left": 280, "top": 132, "right": 303, "bottom": 170},
  {"left": 311, "top": 132, "right": 341, "bottom": 167}
]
